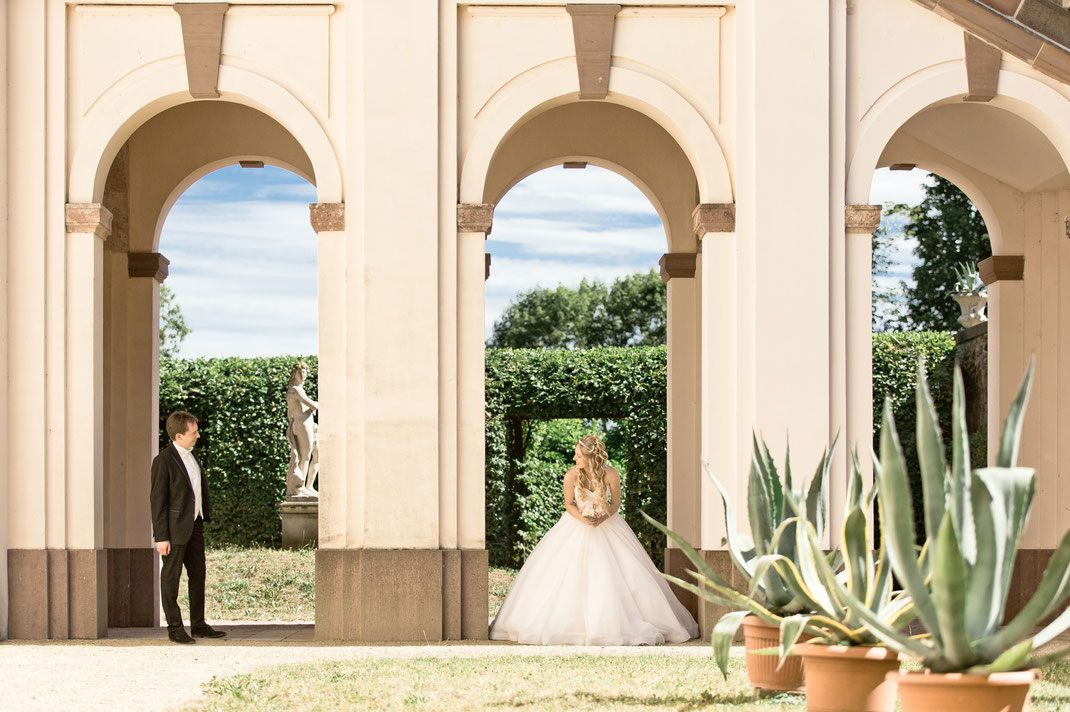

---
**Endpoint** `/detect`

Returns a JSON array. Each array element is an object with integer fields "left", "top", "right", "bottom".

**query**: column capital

[
  {"left": 65, "top": 203, "right": 113, "bottom": 240},
  {"left": 692, "top": 203, "right": 735, "bottom": 236},
  {"left": 658, "top": 253, "right": 696, "bottom": 282},
  {"left": 128, "top": 252, "right": 170, "bottom": 282},
  {"left": 845, "top": 204, "right": 882, "bottom": 233},
  {"left": 458, "top": 203, "right": 494, "bottom": 235},
  {"left": 978, "top": 255, "right": 1024, "bottom": 285},
  {"left": 309, "top": 203, "right": 345, "bottom": 233}
]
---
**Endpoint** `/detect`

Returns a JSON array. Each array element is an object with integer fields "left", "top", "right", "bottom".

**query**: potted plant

[
  {"left": 648, "top": 446, "right": 914, "bottom": 711},
  {"left": 950, "top": 260, "right": 988, "bottom": 328},
  {"left": 830, "top": 359, "right": 1070, "bottom": 712},
  {"left": 784, "top": 450, "right": 912, "bottom": 712},
  {"left": 643, "top": 435, "right": 837, "bottom": 693}
]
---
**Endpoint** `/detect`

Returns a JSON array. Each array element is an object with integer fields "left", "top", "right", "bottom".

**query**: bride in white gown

[{"left": 489, "top": 434, "right": 698, "bottom": 645}]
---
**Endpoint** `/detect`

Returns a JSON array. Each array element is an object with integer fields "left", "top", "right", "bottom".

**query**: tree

[
  {"left": 160, "top": 283, "right": 191, "bottom": 358},
  {"left": 882, "top": 175, "right": 991, "bottom": 332},
  {"left": 488, "top": 269, "right": 666, "bottom": 349}
]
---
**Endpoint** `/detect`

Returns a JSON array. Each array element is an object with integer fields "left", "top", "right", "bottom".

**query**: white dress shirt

[{"left": 174, "top": 442, "right": 204, "bottom": 520}]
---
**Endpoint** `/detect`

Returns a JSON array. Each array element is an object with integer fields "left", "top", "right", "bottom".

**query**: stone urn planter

[
  {"left": 952, "top": 291, "right": 988, "bottom": 329},
  {"left": 742, "top": 615, "right": 806, "bottom": 693},
  {"left": 796, "top": 644, "right": 899, "bottom": 712},
  {"left": 890, "top": 669, "right": 1035, "bottom": 712}
]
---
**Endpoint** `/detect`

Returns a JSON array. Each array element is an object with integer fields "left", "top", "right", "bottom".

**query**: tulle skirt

[{"left": 489, "top": 512, "right": 699, "bottom": 645}]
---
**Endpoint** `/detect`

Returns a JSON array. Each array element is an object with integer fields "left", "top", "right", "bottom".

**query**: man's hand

[{"left": 156, "top": 541, "right": 171, "bottom": 556}]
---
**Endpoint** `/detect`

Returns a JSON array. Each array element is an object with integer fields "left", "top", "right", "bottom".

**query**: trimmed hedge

[
  {"left": 156, "top": 332, "right": 963, "bottom": 552},
  {"left": 159, "top": 356, "right": 318, "bottom": 547}
]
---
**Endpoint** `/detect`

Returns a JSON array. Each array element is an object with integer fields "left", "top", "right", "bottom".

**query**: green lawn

[
  {"left": 180, "top": 547, "right": 517, "bottom": 622},
  {"left": 182, "top": 656, "right": 804, "bottom": 712},
  {"left": 178, "top": 657, "right": 1070, "bottom": 712}
]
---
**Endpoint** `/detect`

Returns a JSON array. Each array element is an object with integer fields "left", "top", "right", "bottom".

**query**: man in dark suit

[{"left": 151, "top": 410, "right": 227, "bottom": 644}]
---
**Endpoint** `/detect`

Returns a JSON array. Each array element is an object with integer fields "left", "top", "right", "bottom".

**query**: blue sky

[{"left": 160, "top": 165, "right": 926, "bottom": 358}]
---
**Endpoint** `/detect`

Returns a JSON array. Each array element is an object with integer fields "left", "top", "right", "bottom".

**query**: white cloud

[
  {"left": 870, "top": 167, "right": 929, "bottom": 207},
  {"left": 490, "top": 216, "right": 666, "bottom": 257}
]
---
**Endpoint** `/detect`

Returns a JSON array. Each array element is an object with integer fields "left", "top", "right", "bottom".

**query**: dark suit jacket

[{"left": 150, "top": 442, "right": 212, "bottom": 546}]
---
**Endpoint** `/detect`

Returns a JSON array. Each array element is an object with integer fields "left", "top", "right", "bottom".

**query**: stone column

[
  {"left": 980, "top": 255, "right": 1025, "bottom": 469},
  {"left": 693, "top": 203, "right": 745, "bottom": 640},
  {"left": 456, "top": 203, "right": 492, "bottom": 640},
  {"left": 307, "top": 203, "right": 351, "bottom": 635},
  {"left": 845, "top": 205, "right": 881, "bottom": 505},
  {"left": 659, "top": 251, "right": 700, "bottom": 620},
  {"left": 309, "top": 202, "right": 346, "bottom": 554},
  {"left": 63, "top": 203, "right": 112, "bottom": 639},
  {"left": 108, "top": 252, "right": 168, "bottom": 629}
]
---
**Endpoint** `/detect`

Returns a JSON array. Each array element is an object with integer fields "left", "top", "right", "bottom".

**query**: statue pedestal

[{"left": 276, "top": 496, "right": 318, "bottom": 550}]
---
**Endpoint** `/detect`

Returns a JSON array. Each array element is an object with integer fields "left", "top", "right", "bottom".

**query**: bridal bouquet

[{"left": 579, "top": 500, "right": 606, "bottom": 520}]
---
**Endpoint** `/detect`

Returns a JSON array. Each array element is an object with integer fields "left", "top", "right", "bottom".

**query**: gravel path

[{"left": 0, "top": 632, "right": 717, "bottom": 712}]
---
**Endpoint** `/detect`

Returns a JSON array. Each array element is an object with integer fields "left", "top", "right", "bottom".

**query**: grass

[
  {"left": 178, "top": 546, "right": 316, "bottom": 621},
  {"left": 489, "top": 567, "right": 517, "bottom": 617},
  {"left": 179, "top": 657, "right": 1070, "bottom": 712},
  {"left": 177, "top": 547, "right": 518, "bottom": 622},
  {"left": 183, "top": 656, "right": 804, "bottom": 711}
]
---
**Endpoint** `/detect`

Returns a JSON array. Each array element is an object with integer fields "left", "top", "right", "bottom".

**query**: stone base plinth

[
  {"left": 696, "top": 550, "right": 747, "bottom": 643},
  {"left": 107, "top": 547, "right": 158, "bottom": 627},
  {"left": 315, "top": 548, "right": 488, "bottom": 641},
  {"left": 7, "top": 549, "right": 107, "bottom": 639},
  {"left": 664, "top": 547, "right": 699, "bottom": 620},
  {"left": 277, "top": 497, "right": 318, "bottom": 550}
]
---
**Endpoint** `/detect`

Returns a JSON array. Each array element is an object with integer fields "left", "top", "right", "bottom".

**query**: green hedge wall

[
  {"left": 158, "top": 356, "right": 318, "bottom": 547},
  {"left": 157, "top": 332, "right": 962, "bottom": 552}
]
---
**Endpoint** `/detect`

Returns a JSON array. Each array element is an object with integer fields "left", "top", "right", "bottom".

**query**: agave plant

[
  {"left": 829, "top": 358, "right": 1070, "bottom": 674},
  {"left": 767, "top": 446, "right": 917, "bottom": 652},
  {"left": 952, "top": 260, "right": 986, "bottom": 295},
  {"left": 642, "top": 434, "right": 837, "bottom": 677}
]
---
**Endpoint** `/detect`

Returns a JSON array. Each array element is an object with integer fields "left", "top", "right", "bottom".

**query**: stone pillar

[
  {"left": 0, "top": 0, "right": 10, "bottom": 641},
  {"left": 7, "top": 0, "right": 48, "bottom": 640},
  {"left": 845, "top": 205, "right": 881, "bottom": 502},
  {"left": 114, "top": 252, "right": 167, "bottom": 628},
  {"left": 63, "top": 203, "right": 112, "bottom": 639},
  {"left": 693, "top": 203, "right": 741, "bottom": 640},
  {"left": 456, "top": 203, "right": 492, "bottom": 641},
  {"left": 659, "top": 251, "right": 700, "bottom": 620},
  {"left": 308, "top": 203, "right": 345, "bottom": 553},
  {"left": 308, "top": 202, "right": 345, "bottom": 554}
]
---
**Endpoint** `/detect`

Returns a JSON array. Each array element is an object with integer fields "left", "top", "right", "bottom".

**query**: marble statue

[{"left": 286, "top": 361, "right": 319, "bottom": 498}]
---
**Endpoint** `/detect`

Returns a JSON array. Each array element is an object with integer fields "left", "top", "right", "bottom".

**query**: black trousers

[{"left": 160, "top": 518, "right": 206, "bottom": 630}]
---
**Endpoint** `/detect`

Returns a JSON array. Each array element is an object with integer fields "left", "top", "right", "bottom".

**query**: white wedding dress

[{"left": 489, "top": 485, "right": 699, "bottom": 646}]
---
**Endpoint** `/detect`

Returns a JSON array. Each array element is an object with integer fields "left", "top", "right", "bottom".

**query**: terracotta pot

[
  {"left": 891, "top": 668, "right": 1036, "bottom": 712},
  {"left": 742, "top": 615, "right": 805, "bottom": 692},
  {"left": 796, "top": 644, "right": 899, "bottom": 712}
]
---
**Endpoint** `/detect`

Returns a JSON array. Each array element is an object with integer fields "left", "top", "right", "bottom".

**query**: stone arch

[
  {"left": 847, "top": 63, "right": 1070, "bottom": 210},
  {"left": 460, "top": 60, "right": 731, "bottom": 206},
  {"left": 69, "top": 58, "right": 341, "bottom": 205}
]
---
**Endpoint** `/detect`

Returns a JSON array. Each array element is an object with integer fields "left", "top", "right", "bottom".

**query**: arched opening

[
  {"left": 98, "top": 101, "right": 322, "bottom": 630},
  {"left": 466, "top": 99, "right": 708, "bottom": 623},
  {"left": 858, "top": 95, "right": 1070, "bottom": 618},
  {"left": 483, "top": 164, "right": 666, "bottom": 613}
]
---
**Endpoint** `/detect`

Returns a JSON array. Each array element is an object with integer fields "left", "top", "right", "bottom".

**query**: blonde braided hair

[{"left": 576, "top": 433, "right": 611, "bottom": 510}]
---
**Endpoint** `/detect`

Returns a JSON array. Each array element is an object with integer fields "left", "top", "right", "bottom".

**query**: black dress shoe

[
  {"left": 168, "top": 627, "right": 196, "bottom": 644},
  {"left": 191, "top": 624, "right": 227, "bottom": 639}
]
